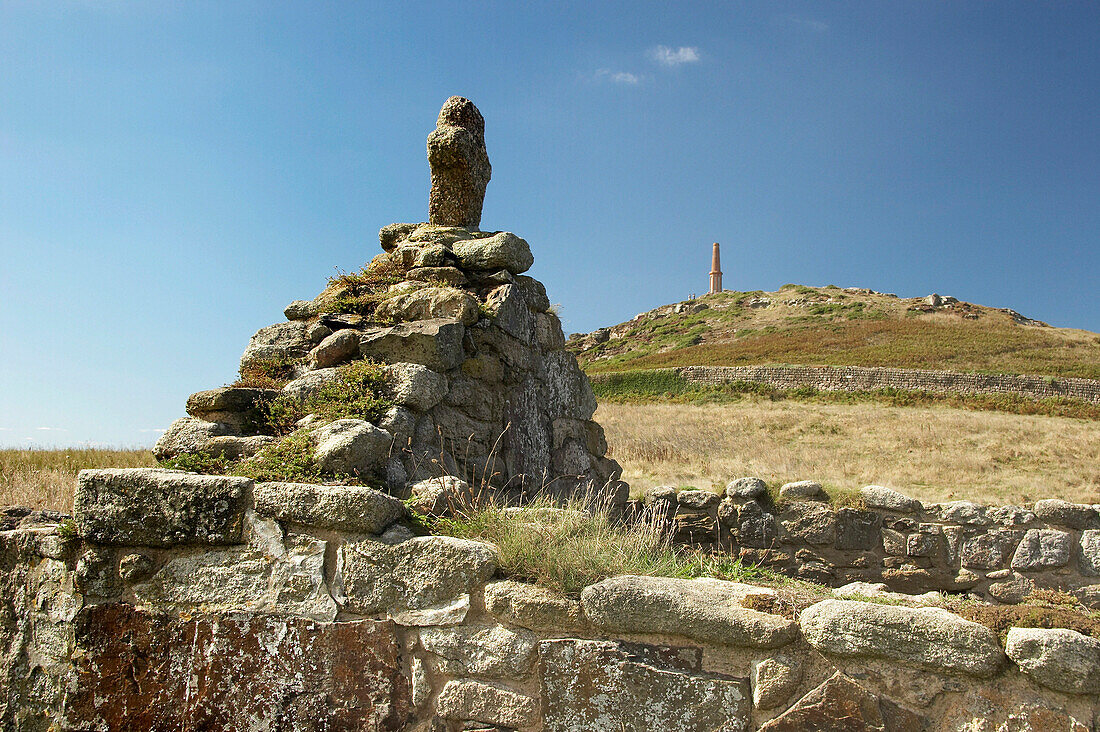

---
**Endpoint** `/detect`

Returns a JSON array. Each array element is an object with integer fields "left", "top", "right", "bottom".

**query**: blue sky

[{"left": 2, "top": 2, "right": 1098, "bottom": 447}]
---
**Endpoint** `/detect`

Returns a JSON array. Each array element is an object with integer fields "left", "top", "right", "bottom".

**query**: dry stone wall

[
  {"left": 2, "top": 468, "right": 1099, "bottom": 731},
  {"left": 629, "top": 481, "right": 1100, "bottom": 605},
  {"left": 603, "top": 365, "right": 1100, "bottom": 403}
]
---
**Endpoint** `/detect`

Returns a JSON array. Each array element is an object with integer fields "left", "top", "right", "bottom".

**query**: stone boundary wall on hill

[
  {"left": 600, "top": 365, "right": 1100, "bottom": 403},
  {"left": 2, "top": 468, "right": 1099, "bottom": 731},
  {"left": 628, "top": 482, "right": 1100, "bottom": 606}
]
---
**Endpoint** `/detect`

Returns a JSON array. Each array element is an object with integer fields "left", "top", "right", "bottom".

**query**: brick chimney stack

[{"left": 709, "top": 242, "right": 722, "bottom": 295}]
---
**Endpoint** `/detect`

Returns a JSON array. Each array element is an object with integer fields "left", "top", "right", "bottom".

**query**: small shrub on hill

[{"left": 261, "top": 359, "right": 393, "bottom": 435}]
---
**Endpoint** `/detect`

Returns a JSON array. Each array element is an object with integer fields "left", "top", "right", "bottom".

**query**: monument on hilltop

[
  {"left": 709, "top": 241, "right": 723, "bottom": 294},
  {"left": 427, "top": 96, "right": 491, "bottom": 228}
]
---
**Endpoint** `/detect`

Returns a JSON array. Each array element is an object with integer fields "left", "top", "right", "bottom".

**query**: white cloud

[
  {"left": 0, "top": 427, "right": 10, "bottom": 431},
  {"left": 595, "top": 69, "right": 641, "bottom": 85},
  {"left": 35, "top": 426, "right": 67, "bottom": 431},
  {"left": 650, "top": 45, "right": 701, "bottom": 67},
  {"left": 781, "top": 14, "right": 829, "bottom": 33},
  {"left": 138, "top": 428, "right": 167, "bottom": 433}
]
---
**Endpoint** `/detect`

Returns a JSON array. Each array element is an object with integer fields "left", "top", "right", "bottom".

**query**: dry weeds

[
  {"left": 597, "top": 400, "right": 1100, "bottom": 506},
  {"left": 0, "top": 449, "right": 155, "bottom": 513}
]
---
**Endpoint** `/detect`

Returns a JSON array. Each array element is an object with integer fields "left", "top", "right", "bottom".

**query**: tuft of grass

[
  {"left": 159, "top": 451, "right": 230, "bottom": 474},
  {"left": 235, "top": 354, "right": 299, "bottom": 389},
  {"left": 260, "top": 359, "right": 393, "bottom": 435},
  {"left": 232, "top": 430, "right": 325, "bottom": 484},
  {"left": 327, "top": 258, "right": 408, "bottom": 317},
  {"left": 431, "top": 494, "right": 783, "bottom": 595}
]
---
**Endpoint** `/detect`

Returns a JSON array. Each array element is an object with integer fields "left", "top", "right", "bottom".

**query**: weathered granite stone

[
  {"left": 383, "top": 361, "right": 448, "bottom": 412},
  {"left": 75, "top": 547, "right": 121, "bottom": 598},
  {"left": 185, "top": 387, "right": 279, "bottom": 428},
  {"left": 989, "top": 575, "right": 1034, "bottom": 604},
  {"left": 452, "top": 232, "right": 533, "bottom": 274},
  {"left": 835, "top": 508, "right": 882, "bottom": 550},
  {"left": 312, "top": 418, "right": 393, "bottom": 477},
  {"left": 483, "top": 579, "right": 587, "bottom": 632},
  {"left": 751, "top": 653, "right": 802, "bottom": 710},
  {"left": 308, "top": 328, "right": 360, "bottom": 369},
  {"left": 280, "top": 366, "right": 341, "bottom": 401},
  {"left": 860, "top": 484, "right": 920, "bottom": 513},
  {"left": 375, "top": 286, "right": 479, "bottom": 326},
  {"left": 152, "top": 416, "right": 239, "bottom": 460},
  {"left": 781, "top": 501, "right": 836, "bottom": 545},
  {"left": 65, "top": 604, "right": 409, "bottom": 730},
  {"left": 727, "top": 477, "right": 768, "bottom": 500},
  {"left": 428, "top": 96, "right": 491, "bottom": 228},
  {"left": 535, "top": 311, "right": 566, "bottom": 351},
  {"left": 359, "top": 318, "right": 465, "bottom": 372},
  {"left": 1081, "top": 530, "right": 1100, "bottom": 576},
  {"left": 419, "top": 622, "right": 538, "bottom": 677},
  {"left": 674, "top": 510, "right": 718, "bottom": 543},
  {"left": 336, "top": 536, "right": 498, "bottom": 624},
  {"left": 132, "top": 531, "right": 337, "bottom": 621},
  {"left": 407, "top": 475, "right": 475, "bottom": 516},
  {"left": 484, "top": 283, "right": 536, "bottom": 343},
  {"left": 737, "top": 500, "right": 778, "bottom": 548},
  {"left": 758, "top": 672, "right": 923, "bottom": 731},
  {"left": 779, "top": 480, "right": 825, "bottom": 501},
  {"left": 986, "top": 505, "right": 1037, "bottom": 528},
  {"left": 436, "top": 679, "right": 537, "bottom": 729},
  {"left": 204, "top": 434, "right": 277, "bottom": 460},
  {"left": 961, "top": 529, "right": 1024, "bottom": 570},
  {"left": 580, "top": 575, "right": 796, "bottom": 648},
  {"left": 406, "top": 265, "right": 467, "bottom": 286},
  {"left": 1011, "top": 528, "right": 1072, "bottom": 570},
  {"left": 543, "top": 350, "right": 598, "bottom": 421},
  {"left": 75, "top": 469, "right": 251, "bottom": 547},
  {"left": 678, "top": 489, "right": 720, "bottom": 510},
  {"left": 1005, "top": 627, "right": 1100, "bottom": 695},
  {"left": 924, "top": 501, "right": 991, "bottom": 527},
  {"left": 379, "top": 222, "right": 420, "bottom": 252},
  {"left": 238, "top": 321, "right": 313, "bottom": 374},
  {"left": 118, "top": 552, "right": 154, "bottom": 583},
  {"left": 539, "top": 638, "right": 750, "bottom": 732},
  {"left": 799, "top": 599, "right": 1005, "bottom": 677},
  {"left": 253, "top": 482, "right": 406, "bottom": 533},
  {"left": 1033, "top": 499, "right": 1099, "bottom": 530},
  {"left": 907, "top": 525, "right": 946, "bottom": 558}
]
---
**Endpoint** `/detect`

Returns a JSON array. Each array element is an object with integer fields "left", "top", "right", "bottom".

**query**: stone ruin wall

[
  {"left": 3, "top": 469, "right": 1099, "bottom": 731},
  {"left": 628, "top": 481, "right": 1100, "bottom": 606},
  {"left": 659, "top": 364, "right": 1100, "bottom": 403}
]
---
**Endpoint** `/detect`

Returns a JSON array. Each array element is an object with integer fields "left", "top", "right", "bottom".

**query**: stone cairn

[{"left": 154, "top": 95, "right": 624, "bottom": 507}]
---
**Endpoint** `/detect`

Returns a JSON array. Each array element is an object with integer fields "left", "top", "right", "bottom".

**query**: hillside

[{"left": 569, "top": 284, "right": 1100, "bottom": 380}]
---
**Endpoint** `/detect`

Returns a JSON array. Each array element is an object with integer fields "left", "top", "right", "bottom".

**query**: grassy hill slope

[{"left": 570, "top": 284, "right": 1100, "bottom": 380}]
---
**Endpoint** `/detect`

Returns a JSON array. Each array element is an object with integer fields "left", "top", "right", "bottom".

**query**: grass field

[
  {"left": 574, "top": 286, "right": 1100, "bottom": 379},
  {"left": 597, "top": 399, "right": 1100, "bottom": 506},
  {"left": 0, "top": 448, "right": 155, "bottom": 513}
]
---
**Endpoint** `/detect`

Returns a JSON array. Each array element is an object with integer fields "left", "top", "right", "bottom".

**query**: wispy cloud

[
  {"left": 35, "top": 426, "right": 68, "bottom": 431},
  {"left": 650, "top": 45, "right": 701, "bottom": 67},
  {"left": 138, "top": 428, "right": 167, "bottom": 433},
  {"left": 780, "top": 14, "right": 829, "bottom": 33},
  {"left": 595, "top": 69, "right": 642, "bottom": 85}
]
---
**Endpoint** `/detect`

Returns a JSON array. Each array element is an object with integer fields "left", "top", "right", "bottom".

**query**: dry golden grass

[
  {"left": 597, "top": 400, "right": 1100, "bottom": 506},
  {"left": 0, "top": 448, "right": 156, "bottom": 513}
]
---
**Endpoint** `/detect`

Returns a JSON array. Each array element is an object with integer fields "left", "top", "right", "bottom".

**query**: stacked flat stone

[
  {"left": 629, "top": 479, "right": 1100, "bottom": 607},
  {"left": 155, "top": 218, "right": 621, "bottom": 501}
]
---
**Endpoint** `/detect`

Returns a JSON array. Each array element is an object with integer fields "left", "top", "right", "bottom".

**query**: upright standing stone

[{"left": 427, "top": 96, "right": 491, "bottom": 228}]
